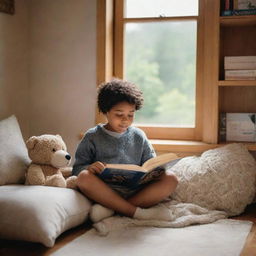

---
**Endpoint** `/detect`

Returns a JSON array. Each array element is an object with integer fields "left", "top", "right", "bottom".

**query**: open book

[{"left": 98, "top": 153, "right": 180, "bottom": 195}]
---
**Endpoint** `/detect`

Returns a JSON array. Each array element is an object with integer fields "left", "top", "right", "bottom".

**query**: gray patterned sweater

[{"left": 72, "top": 125, "right": 156, "bottom": 176}]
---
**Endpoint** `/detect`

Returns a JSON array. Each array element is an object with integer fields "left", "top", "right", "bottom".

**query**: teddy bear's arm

[
  {"left": 26, "top": 164, "right": 45, "bottom": 185},
  {"left": 45, "top": 174, "right": 67, "bottom": 187},
  {"left": 60, "top": 166, "right": 73, "bottom": 178},
  {"left": 66, "top": 176, "right": 77, "bottom": 189}
]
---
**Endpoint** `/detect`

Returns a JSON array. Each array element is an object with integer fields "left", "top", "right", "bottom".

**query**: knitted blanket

[{"left": 93, "top": 144, "right": 256, "bottom": 235}]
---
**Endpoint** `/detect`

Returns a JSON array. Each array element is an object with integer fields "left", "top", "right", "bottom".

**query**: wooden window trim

[{"left": 96, "top": 0, "right": 114, "bottom": 124}]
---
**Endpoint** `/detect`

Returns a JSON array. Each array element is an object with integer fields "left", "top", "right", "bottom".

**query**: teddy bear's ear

[
  {"left": 26, "top": 136, "right": 39, "bottom": 149},
  {"left": 56, "top": 134, "right": 62, "bottom": 140}
]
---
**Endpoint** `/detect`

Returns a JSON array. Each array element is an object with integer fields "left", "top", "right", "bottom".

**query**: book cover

[
  {"left": 225, "top": 69, "right": 256, "bottom": 80},
  {"left": 98, "top": 153, "right": 180, "bottom": 194},
  {"left": 224, "top": 56, "right": 256, "bottom": 70},
  {"left": 233, "top": 0, "right": 256, "bottom": 10},
  {"left": 226, "top": 113, "right": 256, "bottom": 142}
]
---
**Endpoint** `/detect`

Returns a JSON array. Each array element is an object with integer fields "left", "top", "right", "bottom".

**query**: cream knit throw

[{"left": 94, "top": 144, "right": 256, "bottom": 235}]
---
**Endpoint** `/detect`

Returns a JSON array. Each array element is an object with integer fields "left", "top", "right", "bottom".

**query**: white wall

[
  {"left": 0, "top": 0, "right": 97, "bottom": 159},
  {"left": 0, "top": 0, "right": 30, "bottom": 138},
  {"left": 29, "top": 0, "right": 97, "bottom": 158}
]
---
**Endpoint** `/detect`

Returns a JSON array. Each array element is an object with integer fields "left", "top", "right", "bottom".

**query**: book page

[
  {"left": 105, "top": 152, "right": 179, "bottom": 173},
  {"left": 142, "top": 153, "right": 179, "bottom": 171},
  {"left": 105, "top": 164, "right": 146, "bottom": 172}
]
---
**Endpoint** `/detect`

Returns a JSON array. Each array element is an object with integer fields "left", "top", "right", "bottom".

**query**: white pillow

[
  {"left": 0, "top": 185, "right": 91, "bottom": 247},
  {"left": 0, "top": 115, "right": 30, "bottom": 185},
  {"left": 171, "top": 143, "right": 256, "bottom": 216}
]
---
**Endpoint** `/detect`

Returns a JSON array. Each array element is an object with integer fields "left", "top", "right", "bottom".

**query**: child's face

[{"left": 105, "top": 101, "right": 136, "bottom": 133}]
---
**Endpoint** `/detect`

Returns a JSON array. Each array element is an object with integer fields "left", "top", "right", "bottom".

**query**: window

[{"left": 97, "top": 0, "right": 204, "bottom": 141}]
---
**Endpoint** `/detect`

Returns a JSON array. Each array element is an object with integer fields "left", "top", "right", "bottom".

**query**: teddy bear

[{"left": 25, "top": 134, "right": 77, "bottom": 189}]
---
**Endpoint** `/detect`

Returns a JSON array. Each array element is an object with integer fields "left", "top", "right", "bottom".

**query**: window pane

[
  {"left": 125, "top": 0, "right": 198, "bottom": 18},
  {"left": 124, "top": 21, "right": 197, "bottom": 127}
]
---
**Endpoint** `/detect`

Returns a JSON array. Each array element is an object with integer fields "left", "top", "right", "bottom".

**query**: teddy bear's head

[{"left": 26, "top": 134, "right": 71, "bottom": 168}]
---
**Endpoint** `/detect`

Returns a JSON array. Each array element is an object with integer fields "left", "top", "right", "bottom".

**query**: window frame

[{"left": 96, "top": 0, "right": 206, "bottom": 141}]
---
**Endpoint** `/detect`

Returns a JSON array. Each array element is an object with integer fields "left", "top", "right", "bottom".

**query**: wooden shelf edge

[
  {"left": 218, "top": 80, "right": 256, "bottom": 86},
  {"left": 151, "top": 139, "right": 256, "bottom": 154},
  {"left": 220, "top": 15, "right": 256, "bottom": 26}
]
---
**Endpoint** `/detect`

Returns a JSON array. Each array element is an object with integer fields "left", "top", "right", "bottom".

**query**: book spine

[
  {"left": 225, "top": 69, "right": 256, "bottom": 80},
  {"left": 232, "top": 8, "right": 256, "bottom": 15},
  {"left": 225, "top": 70, "right": 256, "bottom": 76},
  {"left": 219, "top": 112, "right": 226, "bottom": 142},
  {"left": 224, "top": 56, "right": 256, "bottom": 70},
  {"left": 221, "top": 0, "right": 256, "bottom": 15},
  {"left": 225, "top": 76, "right": 256, "bottom": 80},
  {"left": 221, "top": 0, "right": 233, "bottom": 16},
  {"left": 233, "top": 0, "right": 238, "bottom": 9}
]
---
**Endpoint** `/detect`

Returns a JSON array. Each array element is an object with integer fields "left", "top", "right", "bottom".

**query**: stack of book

[
  {"left": 222, "top": 0, "right": 256, "bottom": 16},
  {"left": 220, "top": 113, "right": 256, "bottom": 142},
  {"left": 224, "top": 56, "right": 256, "bottom": 80}
]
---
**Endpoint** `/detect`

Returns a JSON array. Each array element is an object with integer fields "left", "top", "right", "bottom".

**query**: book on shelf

[
  {"left": 224, "top": 56, "right": 256, "bottom": 70},
  {"left": 98, "top": 153, "right": 180, "bottom": 195},
  {"left": 219, "top": 113, "right": 227, "bottom": 142},
  {"left": 233, "top": 0, "right": 256, "bottom": 10},
  {"left": 225, "top": 69, "right": 256, "bottom": 80},
  {"left": 232, "top": 8, "right": 256, "bottom": 15},
  {"left": 221, "top": 0, "right": 256, "bottom": 15},
  {"left": 222, "top": 0, "right": 233, "bottom": 16},
  {"left": 220, "top": 113, "right": 256, "bottom": 142}
]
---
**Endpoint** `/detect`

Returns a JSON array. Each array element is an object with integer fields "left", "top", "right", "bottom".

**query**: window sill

[
  {"left": 79, "top": 132, "right": 256, "bottom": 154},
  {"left": 151, "top": 139, "right": 256, "bottom": 156}
]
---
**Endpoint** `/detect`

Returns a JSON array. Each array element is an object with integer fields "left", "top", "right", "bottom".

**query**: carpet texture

[
  {"left": 92, "top": 200, "right": 228, "bottom": 235},
  {"left": 52, "top": 219, "right": 252, "bottom": 256}
]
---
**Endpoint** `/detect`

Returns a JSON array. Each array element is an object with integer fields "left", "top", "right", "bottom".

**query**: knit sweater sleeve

[
  {"left": 72, "top": 134, "right": 95, "bottom": 176},
  {"left": 137, "top": 128, "right": 156, "bottom": 165}
]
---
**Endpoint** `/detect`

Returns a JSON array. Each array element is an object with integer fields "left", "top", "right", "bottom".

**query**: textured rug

[
  {"left": 92, "top": 201, "right": 228, "bottom": 235},
  {"left": 52, "top": 219, "right": 252, "bottom": 256}
]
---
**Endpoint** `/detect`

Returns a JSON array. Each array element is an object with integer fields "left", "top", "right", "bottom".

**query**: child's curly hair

[{"left": 97, "top": 78, "right": 143, "bottom": 113}]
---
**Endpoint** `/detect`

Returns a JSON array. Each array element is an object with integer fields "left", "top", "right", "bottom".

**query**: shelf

[
  {"left": 218, "top": 80, "right": 256, "bottom": 86},
  {"left": 150, "top": 139, "right": 256, "bottom": 155},
  {"left": 151, "top": 140, "right": 218, "bottom": 154},
  {"left": 220, "top": 15, "right": 256, "bottom": 26}
]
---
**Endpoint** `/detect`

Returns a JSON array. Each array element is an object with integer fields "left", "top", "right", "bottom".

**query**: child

[{"left": 73, "top": 78, "right": 178, "bottom": 222}]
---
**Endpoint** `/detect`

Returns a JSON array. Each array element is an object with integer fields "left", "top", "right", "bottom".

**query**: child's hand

[{"left": 87, "top": 161, "right": 105, "bottom": 174}]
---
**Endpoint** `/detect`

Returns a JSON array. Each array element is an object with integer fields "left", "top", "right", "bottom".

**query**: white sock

[
  {"left": 133, "top": 206, "right": 173, "bottom": 221},
  {"left": 89, "top": 204, "right": 114, "bottom": 223}
]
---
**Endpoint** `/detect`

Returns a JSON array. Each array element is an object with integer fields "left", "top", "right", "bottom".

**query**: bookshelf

[
  {"left": 218, "top": 1, "right": 256, "bottom": 145},
  {"left": 201, "top": 1, "right": 256, "bottom": 147}
]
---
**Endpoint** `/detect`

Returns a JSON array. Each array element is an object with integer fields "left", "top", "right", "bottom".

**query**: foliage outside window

[{"left": 125, "top": 21, "right": 197, "bottom": 127}]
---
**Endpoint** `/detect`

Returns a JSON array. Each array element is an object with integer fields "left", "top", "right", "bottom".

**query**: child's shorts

[{"left": 106, "top": 183, "right": 148, "bottom": 199}]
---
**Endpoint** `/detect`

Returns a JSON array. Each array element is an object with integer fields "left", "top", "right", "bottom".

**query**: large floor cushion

[
  {"left": 171, "top": 143, "right": 256, "bottom": 216},
  {"left": 0, "top": 185, "right": 91, "bottom": 247},
  {"left": 0, "top": 115, "right": 30, "bottom": 185}
]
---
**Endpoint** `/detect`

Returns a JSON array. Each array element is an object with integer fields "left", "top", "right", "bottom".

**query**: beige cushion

[
  {"left": 0, "top": 115, "right": 30, "bottom": 185},
  {"left": 0, "top": 185, "right": 91, "bottom": 247},
  {"left": 172, "top": 143, "right": 256, "bottom": 216}
]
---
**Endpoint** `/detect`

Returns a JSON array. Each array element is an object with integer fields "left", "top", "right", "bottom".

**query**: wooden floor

[
  {"left": 232, "top": 203, "right": 256, "bottom": 256},
  {"left": 1, "top": 204, "right": 256, "bottom": 256}
]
